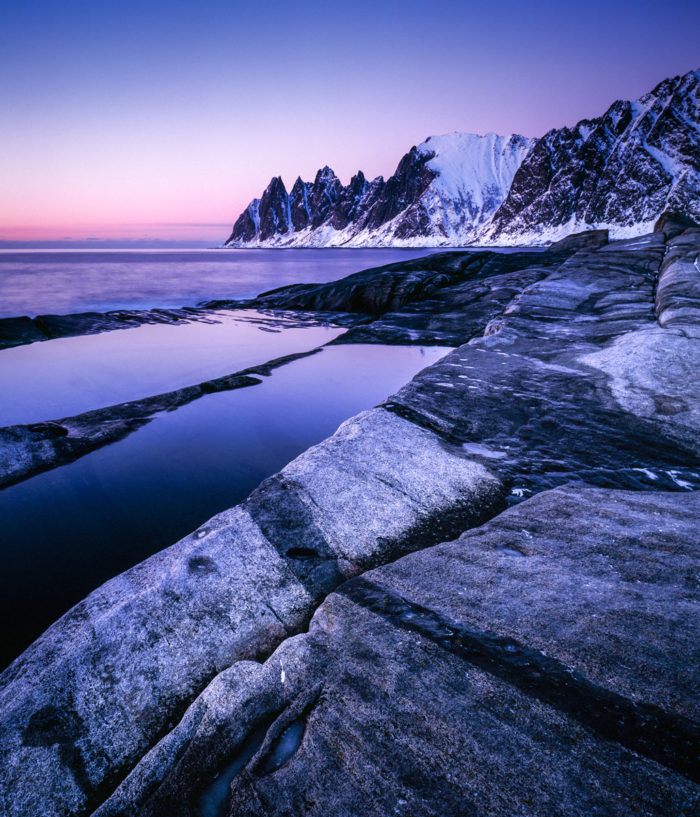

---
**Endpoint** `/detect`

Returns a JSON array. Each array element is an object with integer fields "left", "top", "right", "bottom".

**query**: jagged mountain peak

[
  {"left": 484, "top": 67, "right": 700, "bottom": 244},
  {"left": 225, "top": 69, "right": 700, "bottom": 248},
  {"left": 225, "top": 130, "right": 533, "bottom": 247},
  {"left": 313, "top": 165, "right": 340, "bottom": 184},
  {"left": 263, "top": 175, "right": 287, "bottom": 194}
]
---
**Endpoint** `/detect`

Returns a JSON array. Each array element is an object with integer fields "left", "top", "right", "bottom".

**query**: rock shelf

[{"left": 0, "top": 215, "right": 698, "bottom": 816}]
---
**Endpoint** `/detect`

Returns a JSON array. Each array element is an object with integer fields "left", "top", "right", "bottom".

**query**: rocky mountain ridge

[
  {"left": 225, "top": 69, "right": 700, "bottom": 247},
  {"left": 486, "top": 68, "right": 700, "bottom": 244},
  {"left": 225, "top": 133, "right": 535, "bottom": 247}
]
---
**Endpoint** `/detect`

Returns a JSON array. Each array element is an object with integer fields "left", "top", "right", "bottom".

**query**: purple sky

[{"left": 1, "top": 0, "right": 699, "bottom": 243}]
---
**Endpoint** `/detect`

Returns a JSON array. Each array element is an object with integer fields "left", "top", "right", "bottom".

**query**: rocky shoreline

[{"left": 0, "top": 214, "right": 699, "bottom": 816}]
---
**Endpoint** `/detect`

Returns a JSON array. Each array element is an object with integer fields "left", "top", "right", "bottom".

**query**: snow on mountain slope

[
  {"left": 388, "top": 132, "right": 535, "bottom": 244},
  {"left": 420, "top": 132, "right": 532, "bottom": 225},
  {"left": 482, "top": 69, "right": 700, "bottom": 244},
  {"left": 224, "top": 132, "right": 535, "bottom": 247}
]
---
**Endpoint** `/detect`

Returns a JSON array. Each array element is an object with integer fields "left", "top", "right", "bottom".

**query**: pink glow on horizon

[
  {"left": 0, "top": 223, "right": 232, "bottom": 243},
  {"left": 2, "top": 1, "right": 699, "bottom": 244}
]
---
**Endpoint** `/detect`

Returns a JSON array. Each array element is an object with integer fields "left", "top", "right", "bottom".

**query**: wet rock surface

[
  {"left": 86, "top": 487, "right": 700, "bottom": 817},
  {"left": 1, "top": 217, "right": 699, "bottom": 816},
  {"left": 0, "top": 410, "right": 502, "bottom": 817},
  {"left": 0, "top": 307, "right": 219, "bottom": 350},
  {"left": 208, "top": 233, "right": 608, "bottom": 346}
]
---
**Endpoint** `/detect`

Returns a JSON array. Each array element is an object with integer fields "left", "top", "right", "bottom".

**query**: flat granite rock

[
  {"left": 0, "top": 410, "right": 502, "bottom": 817},
  {"left": 383, "top": 229, "right": 700, "bottom": 495},
  {"left": 92, "top": 486, "right": 700, "bottom": 817}
]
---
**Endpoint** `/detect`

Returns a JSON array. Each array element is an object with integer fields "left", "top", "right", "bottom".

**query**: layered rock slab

[
  {"left": 92, "top": 487, "right": 700, "bottom": 817},
  {"left": 384, "top": 229, "right": 700, "bottom": 495},
  {"left": 0, "top": 410, "right": 502, "bottom": 817},
  {"left": 211, "top": 233, "right": 607, "bottom": 347}
]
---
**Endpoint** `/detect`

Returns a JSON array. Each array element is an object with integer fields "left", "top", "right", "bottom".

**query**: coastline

[{"left": 1, "top": 216, "right": 699, "bottom": 816}]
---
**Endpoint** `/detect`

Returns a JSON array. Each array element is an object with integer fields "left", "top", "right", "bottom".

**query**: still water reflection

[{"left": 0, "top": 343, "right": 449, "bottom": 668}]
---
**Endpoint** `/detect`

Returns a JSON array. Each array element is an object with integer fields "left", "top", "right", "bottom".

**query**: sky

[{"left": 1, "top": 0, "right": 699, "bottom": 245}]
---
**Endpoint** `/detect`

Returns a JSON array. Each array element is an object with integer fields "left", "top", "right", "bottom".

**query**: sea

[{"left": 0, "top": 247, "right": 444, "bottom": 318}]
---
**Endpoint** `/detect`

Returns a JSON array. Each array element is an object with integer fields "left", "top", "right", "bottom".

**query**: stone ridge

[
  {"left": 486, "top": 69, "right": 700, "bottom": 241},
  {"left": 0, "top": 307, "right": 220, "bottom": 351},
  {"left": 0, "top": 349, "right": 323, "bottom": 490},
  {"left": 225, "top": 133, "right": 533, "bottom": 247},
  {"left": 338, "top": 576, "right": 700, "bottom": 782},
  {"left": 93, "top": 486, "right": 700, "bottom": 817},
  {"left": 0, "top": 411, "right": 504, "bottom": 817}
]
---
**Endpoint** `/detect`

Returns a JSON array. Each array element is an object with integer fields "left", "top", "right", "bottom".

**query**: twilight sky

[{"left": 2, "top": 0, "right": 699, "bottom": 244}]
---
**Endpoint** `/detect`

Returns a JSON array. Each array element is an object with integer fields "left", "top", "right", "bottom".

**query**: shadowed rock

[
  {"left": 208, "top": 231, "right": 609, "bottom": 346},
  {"left": 0, "top": 307, "right": 218, "bottom": 351}
]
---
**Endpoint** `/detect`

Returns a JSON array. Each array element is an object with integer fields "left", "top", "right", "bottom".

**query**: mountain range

[{"left": 225, "top": 69, "right": 700, "bottom": 247}]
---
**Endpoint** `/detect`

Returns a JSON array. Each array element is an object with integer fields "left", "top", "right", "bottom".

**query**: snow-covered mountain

[
  {"left": 224, "top": 133, "right": 535, "bottom": 247},
  {"left": 484, "top": 69, "right": 700, "bottom": 244},
  {"left": 224, "top": 69, "right": 700, "bottom": 248}
]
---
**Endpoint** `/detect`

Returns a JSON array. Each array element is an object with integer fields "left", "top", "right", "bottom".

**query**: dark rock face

[
  {"left": 0, "top": 316, "right": 48, "bottom": 348},
  {"left": 288, "top": 177, "right": 312, "bottom": 231},
  {"left": 225, "top": 163, "right": 388, "bottom": 245},
  {"left": 361, "top": 146, "right": 437, "bottom": 234},
  {"left": 223, "top": 142, "right": 447, "bottom": 246},
  {"left": 1, "top": 220, "right": 700, "bottom": 816},
  {"left": 307, "top": 166, "right": 343, "bottom": 229},
  {"left": 257, "top": 176, "right": 291, "bottom": 240},
  {"left": 228, "top": 199, "right": 259, "bottom": 243},
  {"left": 329, "top": 171, "right": 367, "bottom": 230},
  {"left": 0, "top": 306, "right": 222, "bottom": 351},
  {"left": 230, "top": 230, "right": 609, "bottom": 346},
  {"left": 488, "top": 69, "right": 700, "bottom": 240}
]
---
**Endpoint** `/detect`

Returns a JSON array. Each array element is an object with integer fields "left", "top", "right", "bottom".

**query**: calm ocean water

[{"left": 0, "top": 248, "right": 443, "bottom": 317}]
